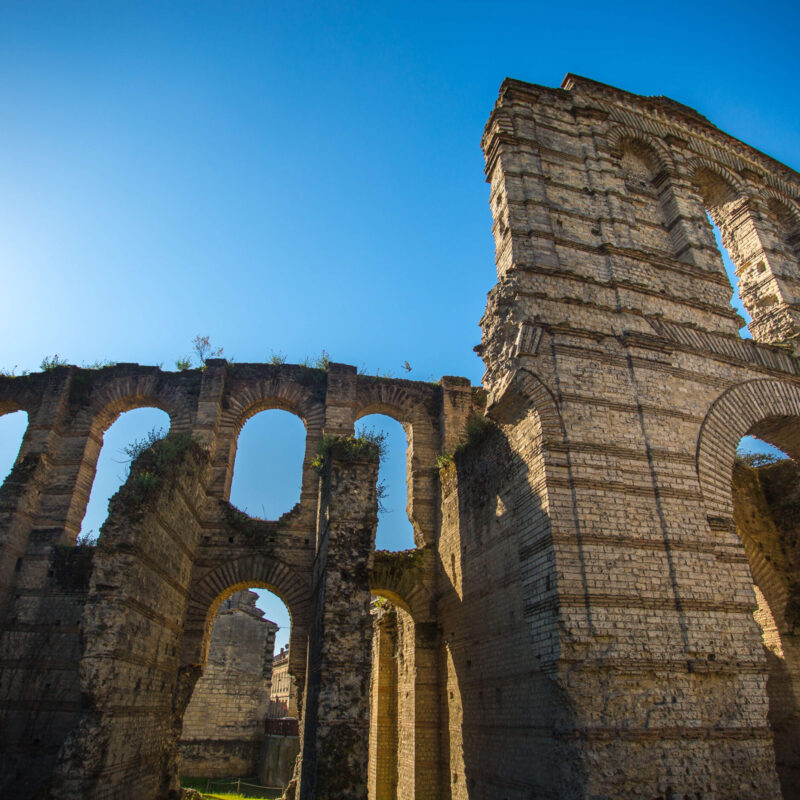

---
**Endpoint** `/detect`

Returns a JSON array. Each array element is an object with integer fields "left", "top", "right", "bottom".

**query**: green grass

[
  {"left": 181, "top": 776, "right": 281, "bottom": 800},
  {"left": 204, "top": 794, "right": 279, "bottom": 800}
]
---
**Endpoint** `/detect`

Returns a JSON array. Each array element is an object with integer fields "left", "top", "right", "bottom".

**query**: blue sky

[{"left": 1, "top": 0, "right": 799, "bottom": 646}]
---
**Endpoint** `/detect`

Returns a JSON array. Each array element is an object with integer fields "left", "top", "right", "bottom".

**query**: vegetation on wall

[
  {"left": 311, "top": 429, "right": 385, "bottom": 474},
  {"left": 436, "top": 408, "right": 495, "bottom": 471},
  {"left": 112, "top": 431, "right": 207, "bottom": 514}
]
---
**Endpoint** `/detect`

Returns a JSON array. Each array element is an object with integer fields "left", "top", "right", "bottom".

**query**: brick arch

[
  {"left": 72, "top": 373, "right": 193, "bottom": 435},
  {"left": 369, "top": 549, "right": 435, "bottom": 622},
  {"left": 762, "top": 188, "right": 800, "bottom": 227},
  {"left": 183, "top": 554, "right": 312, "bottom": 681},
  {"left": 355, "top": 380, "right": 437, "bottom": 425},
  {"left": 218, "top": 375, "right": 326, "bottom": 505},
  {"left": 696, "top": 378, "right": 800, "bottom": 520},
  {"left": 686, "top": 157, "right": 747, "bottom": 210},
  {"left": 222, "top": 388, "right": 325, "bottom": 435},
  {"left": 492, "top": 368, "right": 565, "bottom": 445},
  {"left": 762, "top": 190, "right": 800, "bottom": 260},
  {"left": 606, "top": 126, "right": 676, "bottom": 175},
  {"left": 355, "top": 381, "right": 440, "bottom": 547},
  {"left": 61, "top": 375, "right": 193, "bottom": 536}
]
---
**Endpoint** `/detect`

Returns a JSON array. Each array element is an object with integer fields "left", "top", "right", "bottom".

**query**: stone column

[
  {"left": 411, "top": 621, "right": 440, "bottom": 800},
  {"left": 720, "top": 198, "right": 800, "bottom": 342},
  {"left": 193, "top": 358, "right": 231, "bottom": 498},
  {"left": 298, "top": 444, "right": 379, "bottom": 800},
  {"left": 368, "top": 607, "right": 398, "bottom": 800},
  {"left": 323, "top": 363, "right": 358, "bottom": 435}
]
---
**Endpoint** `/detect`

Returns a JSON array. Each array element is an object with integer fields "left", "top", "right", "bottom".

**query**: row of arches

[
  {"left": 0, "top": 402, "right": 416, "bottom": 550},
  {"left": 610, "top": 128, "right": 800, "bottom": 343}
]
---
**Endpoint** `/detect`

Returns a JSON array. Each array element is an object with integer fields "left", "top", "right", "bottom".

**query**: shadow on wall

[
  {"left": 437, "top": 419, "right": 587, "bottom": 799},
  {"left": 733, "top": 453, "right": 800, "bottom": 799}
]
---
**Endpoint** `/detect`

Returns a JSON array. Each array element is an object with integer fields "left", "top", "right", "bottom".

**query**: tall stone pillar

[
  {"left": 410, "top": 621, "right": 439, "bottom": 800},
  {"left": 298, "top": 442, "right": 379, "bottom": 800},
  {"left": 719, "top": 198, "right": 800, "bottom": 343},
  {"left": 368, "top": 607, "right": 398, "bottom": 800}
]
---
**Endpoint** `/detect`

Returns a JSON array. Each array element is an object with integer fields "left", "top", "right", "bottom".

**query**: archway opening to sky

[
  {"left": 357, "top": 414, "right": 415, "bottom": 551},
  {"left": 0, "top": 410, "right": 28, "bottom": 488},
  {"left": 229, "top": 410, "right": 306, "bottom": 519},
  {"left": 81, "top": 407, "right": 171, "bottom": 541},
  {"left": 180, "top": 586, "right": 295, "bottom": 791},
  {"left": 707, "top": 213, "right": 752, "bottom": 340}
]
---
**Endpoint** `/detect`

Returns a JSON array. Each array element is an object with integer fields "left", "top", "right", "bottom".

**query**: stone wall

[
  {"left": 471, "top": 72, "right": 800, "bottom": 799},
  {"left": 180, "top": 590, "right": 278, "bottom": 778}
]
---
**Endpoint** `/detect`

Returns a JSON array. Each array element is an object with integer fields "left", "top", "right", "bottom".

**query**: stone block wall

[{"left": 51, "top": 435, "right": 211, "bottom": 800}]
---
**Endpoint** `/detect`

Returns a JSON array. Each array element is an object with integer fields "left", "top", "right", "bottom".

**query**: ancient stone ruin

[
  {"left": 2, "top": 74, "right": 800, "bottom": 799},
  {"left": 179, "top": 589, "right": 278, "bottom": 778}
]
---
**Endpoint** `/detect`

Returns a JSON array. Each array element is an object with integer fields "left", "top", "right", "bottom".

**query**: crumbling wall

[
  {"left": 296, "top": 443, "right": 380, "bottom": 800},
  {"left": 0, "top": 532, "right": 93, "bottom": 799},
  {"left": 180, "top": 590, "right": 278, "bottom": 778},
  {"left": 49, "top": 434, "right": 211, "bottom": 800}
]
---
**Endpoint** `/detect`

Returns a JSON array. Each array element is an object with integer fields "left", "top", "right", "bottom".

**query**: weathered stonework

[
  {"left": 1, "top": 74, "right": 799, "bottom": 800},
  {"left": 180, "top": 590, "right": 278, "bottom": 778}
]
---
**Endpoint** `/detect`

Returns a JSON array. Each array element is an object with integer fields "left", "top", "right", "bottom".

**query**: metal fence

[
  {"left": 264, "top": 717, "right": 299, "bottom": 737},
  {"left": 198, "top": 776, "right": 283, "bottom": 798}
]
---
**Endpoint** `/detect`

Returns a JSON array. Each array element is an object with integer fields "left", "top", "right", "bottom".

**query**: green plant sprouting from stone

[
  {"left": 311, "top": 428, "right": 386, "bottom": 474},
  {"left": 118, "top": 431, "right": 204, "bottom": 508},
  {"left": 269, "top": 350, "right": 287, "bottom": 365},
  {"left": 176, "top": 335, "right": 224, "bottom": 371},
  {"left": 40, "top": 354, "right": 68, "bottom": 371},
  {"left": 123, "top": 426, "right": 169, "bottom": 465},
  {"left": 436, "top": 410, "right": 495, "bottom": 471}
]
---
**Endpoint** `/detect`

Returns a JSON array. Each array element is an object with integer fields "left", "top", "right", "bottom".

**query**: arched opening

[
  {"left": 691, "top": 165, "right": 752, "bottom": 339},
  {"left": 79, "top": 407, "right": 171, "bottom": 541},
  {"left": 732, "top": 431, "right": 800, "bottom": 798},
  {"left": 708, "top": 212, "right": 752, "bottom": 338},
  {"left": 230, "top": 409, "right": 306, "bottom": 519},
  {"left": 0, "top": 409, "right": 28, "bottom": 488},
  {"left": 180, "top": 586, "right": 297, "bottom": 797},
  {"left": 368, "top": 593, "right": 416, "bottom": 800},
  {"left": 616, "top": 139, "right": 675, "bottom": 256},
  {"left": 357, "top": 414, "right": 414, "bottom": 551}
]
